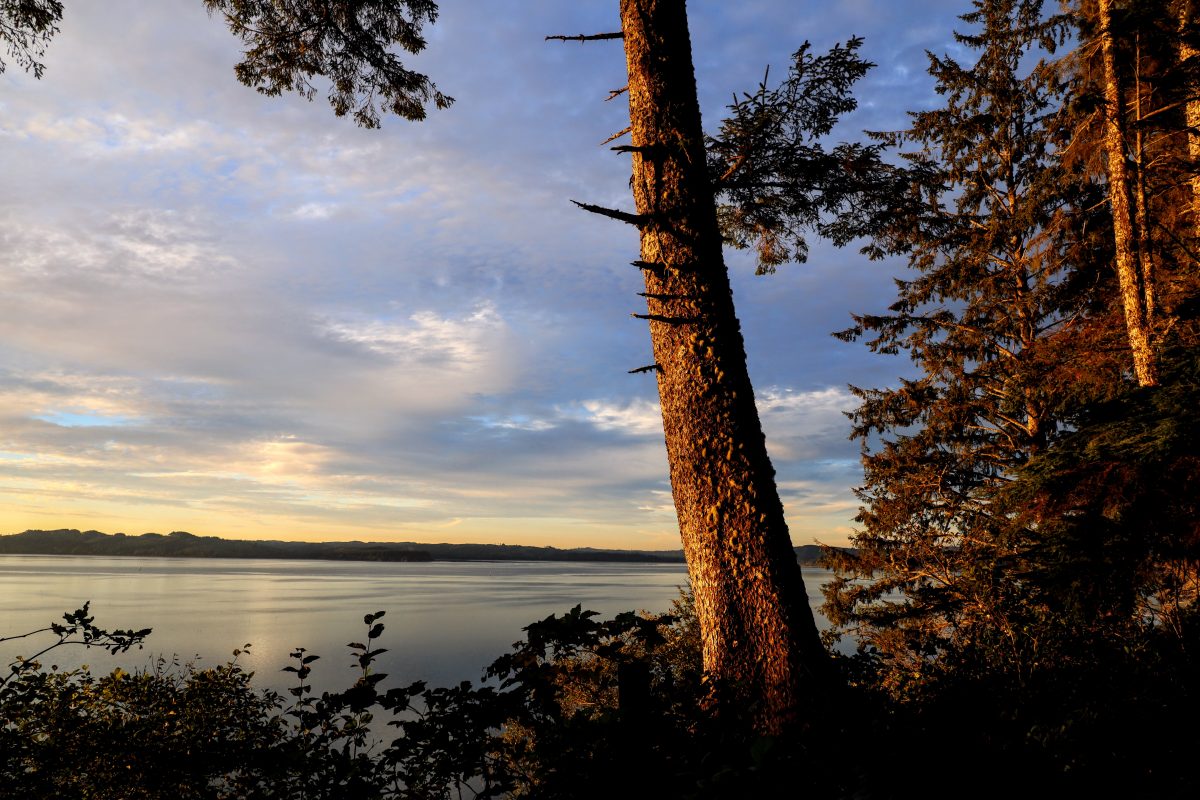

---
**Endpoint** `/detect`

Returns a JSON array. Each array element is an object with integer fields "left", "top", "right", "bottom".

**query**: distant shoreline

[{"left": 0, "top": 529, "right": 832, "bottom": 566}]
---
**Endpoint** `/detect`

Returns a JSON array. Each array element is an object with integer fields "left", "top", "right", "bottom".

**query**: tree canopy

[
  {"left": 1, "top": 0, "right": 451, "bottom": 125},
  {"left": 203, "top": 0, "right": 452, "bottom": 127},
  {"left": 0, "top": 0, "right": 62, "bottom": 78}
]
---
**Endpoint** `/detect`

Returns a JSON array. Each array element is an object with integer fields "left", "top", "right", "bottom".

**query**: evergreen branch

[
  {"left": 907, "top": 314, "right": 1022, "bottom": 360},
  {"left": 628, "top": 364, "right": 663, "bottom": 375}
]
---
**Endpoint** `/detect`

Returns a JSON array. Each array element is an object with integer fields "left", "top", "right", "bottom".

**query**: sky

[{"left": 0, "top": 0, "right": 967, "bottom": 549}]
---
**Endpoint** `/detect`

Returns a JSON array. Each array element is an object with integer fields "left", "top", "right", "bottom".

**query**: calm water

[{"left": 0, "top": 555, "right": 838, "bottom": 692}]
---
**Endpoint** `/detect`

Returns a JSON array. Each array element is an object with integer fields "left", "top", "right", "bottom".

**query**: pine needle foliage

[
  {"left": 0, "top": 0, "right": 61, "bottom": 78},
  {"left": 204, "top": 0, "right": 452, "bottom": 127},
  {"left": 823, "top": 0, "right": 1101, "bottom": 696},
  {"left": 706, "top": 37, "right": 894, "bottom": 273}
]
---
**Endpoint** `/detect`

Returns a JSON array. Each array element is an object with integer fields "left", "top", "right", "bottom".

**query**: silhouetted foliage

[
  {"left": 0, "top": 0, "right": 61, "bottom": 77},
  {"left": 203, "top": 0, "right": 452, "bottom": 127},
  {"left": 707, "top": 37, "right": 894, "bottom": 273},
  {"left": 1, "top": 0, "right": 451, "bottom": 127},
  {"left": 0, "top": 601, "right": 150, "bottom": 690},
  {"left": 825, "top": 0, "right": 1092, "bottom": 695},
  {"left": 5, "top": 580, "right": 1199, "bottom": 799},
  {"left": 1, "top": 595, "right": 862, "bottom": 799},
  {"left": 820, "top": 2, "right": 1200, "bottom": 794}
]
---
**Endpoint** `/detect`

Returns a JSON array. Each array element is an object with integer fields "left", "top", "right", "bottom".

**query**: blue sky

[{"left": 0, "top": 0, "right": 966, "bottom": 548}]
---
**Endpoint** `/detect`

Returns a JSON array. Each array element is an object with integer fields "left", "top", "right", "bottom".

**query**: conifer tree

[
  {"left": 1067, "top": 0, "right": 1200, "bottom": 385},
  {"left": 591, "top": 0, "right": 887, "bottom": 731},
  {"left": 1177, "top": 0, "right": 1200, "bottom": 232},
  {"left": 1092, "top": 0, "right": 1160, "bottom": 386},
  {"left": 1017, "top": 0, "right": 1200, "bottom": 654},
  {"left": 823, "top": 0, "right": 1096, "bottom": 693},
  {"left": 1, "top": 2, "right": 452, "bottom": 125}
]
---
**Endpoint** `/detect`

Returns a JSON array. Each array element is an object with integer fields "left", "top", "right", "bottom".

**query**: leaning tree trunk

[
  {"left": 1098, "top": 0, "right": 1159, "bottom": 387},
  {"left": 617, "top": 0, "right": 826, "bottom": 732}
]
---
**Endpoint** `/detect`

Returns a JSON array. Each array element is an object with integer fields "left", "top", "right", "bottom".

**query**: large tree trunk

[
  {"left": 1098, "top": 0, "right": 1159, "bottom": 387},
  {"left": 1179, "top": 0, "right": 1200, "bottom": 237},
  {"left": 617, "top": 0, "right": 826, "bottom": 732}
]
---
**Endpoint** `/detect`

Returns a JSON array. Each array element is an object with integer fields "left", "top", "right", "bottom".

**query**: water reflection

[{"left": 0, "top": 555, "right": 839, "bottom": 692}]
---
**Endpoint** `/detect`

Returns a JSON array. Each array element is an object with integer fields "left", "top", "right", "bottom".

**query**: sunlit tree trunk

[
  {"left": 617, "top": 0, "right": 826, "bottom": 732},
  {"left": 1179, "top": 0, "right": 1200, "bottom": 237},
  {"left": 1131, "top": 37, "right": 1157, "bottom": 323},
  {"left": 1097, "top": 0, "right": 1159, "bottom": 386}
]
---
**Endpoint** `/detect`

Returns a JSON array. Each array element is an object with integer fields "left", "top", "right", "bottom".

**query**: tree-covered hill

[
  {"left": 0, "top": 529, "right": 835, "bottom": 565},
  {"left": 0, "top": 529, "right": 435, "bottom": 562}
]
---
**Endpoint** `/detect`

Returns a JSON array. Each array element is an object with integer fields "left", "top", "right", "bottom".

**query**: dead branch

[
  {"left": 632, "top": 312, "right": 695, "bottom": 325},
  {"left": 571, "top": 200, "right": 650, "bottom": 227},
  {"left": 545, "top": 32, "right": 624, "bottom": 42},
  {"left": 601, "top": 126, "right": 632, "bottom": 146}
]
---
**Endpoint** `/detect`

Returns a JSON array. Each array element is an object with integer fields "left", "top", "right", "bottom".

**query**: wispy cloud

[{"left": 0, "top": 0, "right": 960, "bottom": 547}]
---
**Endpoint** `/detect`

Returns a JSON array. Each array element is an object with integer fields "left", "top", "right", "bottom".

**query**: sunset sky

[{"left": 0, "top": 0, "right": 965, "bottom": 549}]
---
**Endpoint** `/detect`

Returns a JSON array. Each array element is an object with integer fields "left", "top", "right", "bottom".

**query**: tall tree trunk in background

[
  {"left": 1131, "top": 38, "right": 1157, "bottom": 323},
  {"left": 1180, "top": 0, "right": 1200, "bottom": 237},
  {"left": 1098, "top": 0, "right": 1159, "bottom": 386},
  {"left": 617, "top": 0, "right": 826, "bottom": 732}
]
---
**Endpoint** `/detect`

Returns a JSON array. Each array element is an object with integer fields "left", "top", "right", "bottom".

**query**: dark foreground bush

[
  {"left": 5, "top": 597, "right": 1197, "bottom": 799},
  {"left": 1, "top": 595, "right": 839, "bottom": 799}
]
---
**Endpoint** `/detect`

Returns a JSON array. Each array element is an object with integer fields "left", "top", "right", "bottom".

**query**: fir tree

[
  {"left": 824, "top": 0, "right": 1096, "bottom": 694},
  {"left": 706, "top": 36, "right": 890, "bottom": 273},
  {"left": 1067, "top": 0, "right": 1200, "bottom": 385}
]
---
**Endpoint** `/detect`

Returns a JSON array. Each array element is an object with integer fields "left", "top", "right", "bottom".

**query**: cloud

[
  {"left": 0, "top": 0, "right": 961, "bottom": 547},
  {"left": 562, "top": 398, "right": 664, "bottom": 438},
  {"left": 290, "top": 202, "right": 338, "bottom": 221},
  {"left": 320, "top": 305, "right": 507, "bottom": 368},
  {"left": 757, "top": 386, "right": 856, "bottom": 461}
]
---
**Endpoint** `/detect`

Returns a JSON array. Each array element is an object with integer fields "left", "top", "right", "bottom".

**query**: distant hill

[
  {"left": 0, "top": 529, "right": 837, "bottom": 566},
  {"left": 0, "top": 529, "right": 434, "bottom": 562},
  {"left": 793, "top": 544, "right": 830, "bottom": 565}
]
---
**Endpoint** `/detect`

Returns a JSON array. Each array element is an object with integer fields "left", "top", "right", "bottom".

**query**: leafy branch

[{"left": 1, "top": 601, "right": 150, "bottom": 689}]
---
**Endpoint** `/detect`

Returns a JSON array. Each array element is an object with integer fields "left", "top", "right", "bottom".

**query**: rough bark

[
  {"left": 617, "top": 0, "right": 826, "bottom": 732},
  {"left": 1131, "top": 50, "right": 1158, "bottom": 324},
  {"left": 1180, "top": 0, "right": 1200, "bottom": 236},
  {"left": 1097, "top": 0, "right": 1159, "bottom": 386}
]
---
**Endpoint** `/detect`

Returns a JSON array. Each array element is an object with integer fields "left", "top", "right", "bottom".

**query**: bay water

[{"left": 1, "top": 554, "right": 839, "bottom": 693}]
